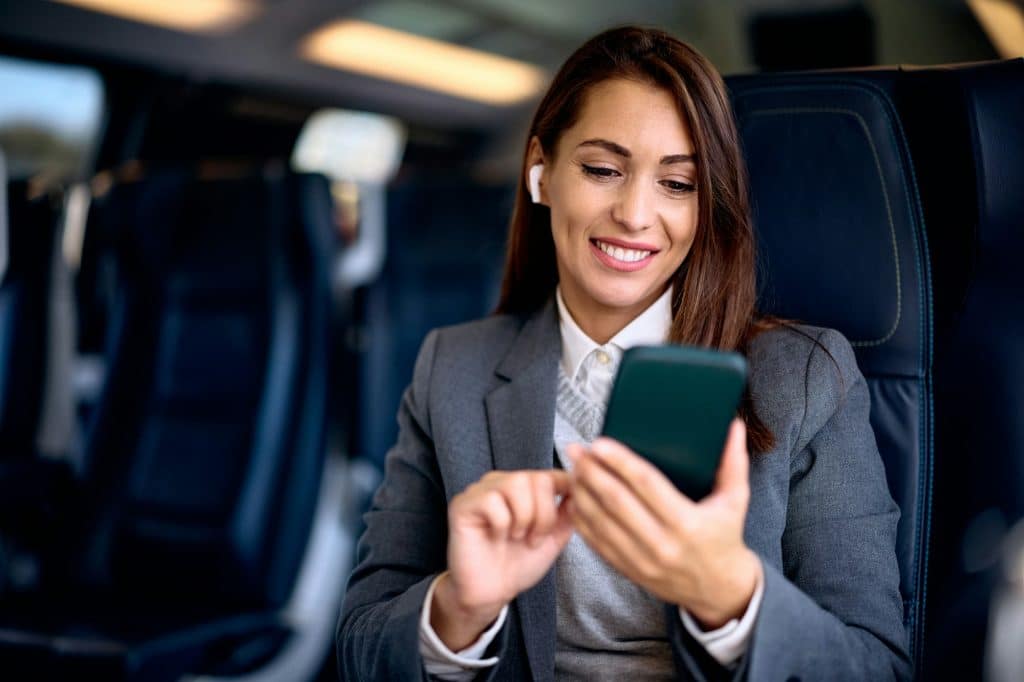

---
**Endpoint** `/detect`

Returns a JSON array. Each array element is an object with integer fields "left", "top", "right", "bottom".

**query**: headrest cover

[
  {"left": 729, "top": 75, "right": 928, "bottom": 377},
  {"left": 960, "top": 60, "right": 1024, "bottom": 261}
]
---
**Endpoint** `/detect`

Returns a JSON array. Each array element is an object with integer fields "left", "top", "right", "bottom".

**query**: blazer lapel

[{"left": 484, "top": 298, "right": 560, "bottom": 682}]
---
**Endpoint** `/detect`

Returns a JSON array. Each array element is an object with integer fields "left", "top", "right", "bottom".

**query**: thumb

[{"left": 712, "top": 419, "right": 750, "bottom": 504}]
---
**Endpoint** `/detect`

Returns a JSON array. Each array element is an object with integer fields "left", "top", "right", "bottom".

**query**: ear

[{"left": 524, "top": 136, "right": 547, "bottom": 206}]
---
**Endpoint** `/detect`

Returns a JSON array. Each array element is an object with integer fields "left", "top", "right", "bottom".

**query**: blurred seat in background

[
  {"left": 355, "top": 178, "right": 512, "bottom": 470},
  {"left": 82, "top": 166, "right": 330, "bottom": 609},
  {"left": 0, "top": 165, "right": 343, "bottom": 682},
  {"left": 727, "top": 69, "right": 934, "bottom": 671}
]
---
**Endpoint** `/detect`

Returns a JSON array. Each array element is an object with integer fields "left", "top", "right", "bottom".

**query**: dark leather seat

[
  {"left": 0, "top": 166, "right": 333, "bottom": 680},
  {"left": 727, "top": 70, "right": 935, "bottom": 670},
  {"left": 893, "top": 58, "right": 1024, "bottom": 679}
]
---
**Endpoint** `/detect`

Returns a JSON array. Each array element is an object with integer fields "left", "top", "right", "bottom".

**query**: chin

[{"left": 584, "top": 282, "right": 659, "bottom": 311}]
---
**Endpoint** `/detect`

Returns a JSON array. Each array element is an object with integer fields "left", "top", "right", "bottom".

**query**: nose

[{"left": 611, "top": 177, "right": 655, "bottom": 231}]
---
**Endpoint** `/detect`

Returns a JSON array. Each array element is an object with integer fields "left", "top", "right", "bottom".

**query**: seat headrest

[
  {"left": 957, "top": 59, "right": 1024, "bottom": 262},
  {"left": 728, "top": 73, "right": 929, "bottom": 377}
]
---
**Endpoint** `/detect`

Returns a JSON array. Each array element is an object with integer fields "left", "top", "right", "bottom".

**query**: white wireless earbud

[{"left": 528, "top": 163, "right": 544, "bottom": 204}]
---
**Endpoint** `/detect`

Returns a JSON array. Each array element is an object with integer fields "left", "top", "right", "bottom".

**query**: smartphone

[{"left": 600, "top": 345, "right": 747, "bottom": 500}]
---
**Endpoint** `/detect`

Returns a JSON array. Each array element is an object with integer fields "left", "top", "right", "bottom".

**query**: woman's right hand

[{"left": 430, "top": 469, "right": 573, "bottom": 650}]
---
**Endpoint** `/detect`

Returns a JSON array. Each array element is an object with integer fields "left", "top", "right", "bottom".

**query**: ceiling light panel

[
  {"left": 51, "top": 0, "right": 260, "bottom": 33},
  {"left": 300, "top": 20, "right": 546, "bottom": 106},
  {"left": 968, "top": 0, "right": 1024, "bottom": 58}
]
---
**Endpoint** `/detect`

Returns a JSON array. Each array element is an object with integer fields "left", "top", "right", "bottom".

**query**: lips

[{"left": 590, "top": 237, "right": 659, "bottom": 272}]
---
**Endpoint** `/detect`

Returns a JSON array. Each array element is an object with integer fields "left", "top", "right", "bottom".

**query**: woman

[{"left": 338, "top": 26, "right": 909, "bottom": 681}]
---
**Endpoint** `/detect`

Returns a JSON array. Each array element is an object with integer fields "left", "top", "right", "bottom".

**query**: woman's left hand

[{"left": 566, "top": 418, "right": 763, "bottom": 629}]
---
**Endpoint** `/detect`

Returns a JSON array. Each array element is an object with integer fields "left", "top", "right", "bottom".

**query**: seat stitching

[{"left": 743, "top": 107, "right": 902, "bottom": 346}]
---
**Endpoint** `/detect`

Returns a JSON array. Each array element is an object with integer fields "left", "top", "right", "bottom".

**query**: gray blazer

[{"left": 337, "top": 299, "right": 911, "bottom": 681}]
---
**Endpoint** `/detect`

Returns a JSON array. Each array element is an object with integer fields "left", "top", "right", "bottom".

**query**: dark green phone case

[{"left": 600, "top": 345, "right": 748, "bottom": 500}]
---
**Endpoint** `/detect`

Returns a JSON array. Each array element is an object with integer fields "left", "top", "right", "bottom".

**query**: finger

[
  {"left": 566, "top": 496, "right": 634, "bottom": 574},
  {"left": 474, "top": 489, "right": 511, "bottom": 539},
  {"left": 528, "top": 473, "right": 556, "bottom": 546},
  {"left": 568, "top": 495, "right": 664, "bottom": 589},
  {"left": 565, "top": 443, "right": 585, "bottom": 467},
  {"left": 570, "top": 471, "right": 665, "bottom": 561},
  {"left": 499, "top": 473, "right": 536, "bottom": 541},
  {"left": 572, "top": 451, "right": 668, "bottom": 547},
  {"left": 542, "top": 469, "right": 572, "bottom": 512},
  {"left": 545, "top": 469, "right": 573, "bottom": 496},
  {"left": 588, "top": 437, "right": 695, "bottom": 524},
  {"left": 711, "top": 419, "right": 750, "bottom": 506}
]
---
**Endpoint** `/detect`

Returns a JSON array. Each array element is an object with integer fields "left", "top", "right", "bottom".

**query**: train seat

[{"left": 727, "top": 69, "right": 934, "bottom": 670}]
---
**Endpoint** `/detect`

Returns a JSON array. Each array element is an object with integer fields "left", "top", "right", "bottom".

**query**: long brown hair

[{"left": 495, "top": 26, "right": 777, "bottom": 453}]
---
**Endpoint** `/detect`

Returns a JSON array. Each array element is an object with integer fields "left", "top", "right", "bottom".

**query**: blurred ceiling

[{"left": 0, "top": 0, "right": 999, "bottom": 131}]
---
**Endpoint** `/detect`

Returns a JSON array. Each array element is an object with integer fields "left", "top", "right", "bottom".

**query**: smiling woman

[
  {"left": 528, "top": 79, "right": 699, "bottom": 343},
  {"left": 338, "top": 25, "right": 910, "bottom": 682},
  {"left": 500, "top": 28, "right": 772, "bottom": 452}
]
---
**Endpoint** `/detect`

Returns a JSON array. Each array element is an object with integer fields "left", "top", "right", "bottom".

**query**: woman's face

[{"left": 529, "top": 78, "right": 699, "bottom": 333}]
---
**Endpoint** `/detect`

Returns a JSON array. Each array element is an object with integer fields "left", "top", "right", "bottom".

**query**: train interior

[{"left": 0, "top": 1, "right": 1022, "bottom": 680}]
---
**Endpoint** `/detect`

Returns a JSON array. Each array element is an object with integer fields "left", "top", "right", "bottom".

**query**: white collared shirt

[
  {"left": 419, "top": 286, "right": 763, "bottom": 678},
  {"left": 556, "top": 285, "right": 673, "bottom": 407}
]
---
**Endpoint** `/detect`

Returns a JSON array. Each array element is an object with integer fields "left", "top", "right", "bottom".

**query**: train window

[
  {"left": 0, "top": 55, "right": 104, "bottom": 184},
  {"left": 292, "top": 109, "right": 406, "bottom": 289}
]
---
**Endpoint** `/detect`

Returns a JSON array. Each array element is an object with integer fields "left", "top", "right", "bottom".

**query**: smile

[
  {"left": 589, "top": 238, "right": 658, "bottom": 272},
  {"left": 595, "top": 240, "right": 651, "bottom": 262}
]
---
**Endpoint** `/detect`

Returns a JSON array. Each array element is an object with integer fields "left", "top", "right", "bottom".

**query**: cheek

[
  {"left": 551, "top": 180, "right": 608, "bottom": 240},
  {"left": 666, "top": 207, "right": 699, "bottom": 260}
]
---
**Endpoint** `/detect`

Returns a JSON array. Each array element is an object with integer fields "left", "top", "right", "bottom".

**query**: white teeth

[{"left": 596, "top": 240, "right": 651, "bottom": 263}]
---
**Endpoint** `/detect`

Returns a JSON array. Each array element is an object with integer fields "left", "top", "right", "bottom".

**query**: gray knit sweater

[{"left": 553, "top": 367, "right": 676, "bottom": 680}]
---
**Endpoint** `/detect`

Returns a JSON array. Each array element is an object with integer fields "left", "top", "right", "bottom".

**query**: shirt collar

[{"left": 556, "top": 285, "right": 673, "bottom": 380}]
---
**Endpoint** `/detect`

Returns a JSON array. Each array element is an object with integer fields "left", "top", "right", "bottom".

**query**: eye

[
  {"left": 661, "top": 179, "right": 696, "bottom": 195},
  {"left": 581, "top": 163, "right": 620, "bottom": 180}
]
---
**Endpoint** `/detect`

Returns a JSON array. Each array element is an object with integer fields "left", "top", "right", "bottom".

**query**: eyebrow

[{"left": 577, "top": 138, "right": 696, "bottom": 165}]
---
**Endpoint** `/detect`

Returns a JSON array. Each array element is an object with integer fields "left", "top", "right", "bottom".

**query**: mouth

[{"left": 589, "top": 237, "right": 659, "bottom": 271}]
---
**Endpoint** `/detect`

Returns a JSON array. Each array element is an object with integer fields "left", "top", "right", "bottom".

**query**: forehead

[{"left": 559, "top": 78, "right": 694, "bottom": 155}]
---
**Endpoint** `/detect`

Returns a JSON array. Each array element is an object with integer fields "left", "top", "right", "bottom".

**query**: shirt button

[{"left": 595, "top": 351, "right": 610, "bottom": 365}]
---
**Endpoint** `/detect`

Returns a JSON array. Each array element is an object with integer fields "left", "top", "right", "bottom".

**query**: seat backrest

[
  {"left": 356, "top": 178, "right": 511, "bottom": 469},
  {"left": 893, "top": 59, "right": 1024, "bottom": 677},
  {"left": 80, "top": 167, "right": 332, "bottom": 614},
  {"left": 727, "top": 71, "right": 934, "bottom": 668}
]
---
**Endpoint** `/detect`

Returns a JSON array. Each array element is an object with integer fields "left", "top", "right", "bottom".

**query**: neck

[{"left": 559, "top": 284, "right": 666, "bottom": 345}]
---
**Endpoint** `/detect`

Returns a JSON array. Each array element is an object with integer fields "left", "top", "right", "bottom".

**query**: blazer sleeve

[
  {"left": 667, "top": 328, "right": 912, "bottom": 681},
  {"left": 336, "top": 329, "right": 448, "bottom": 681}
]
